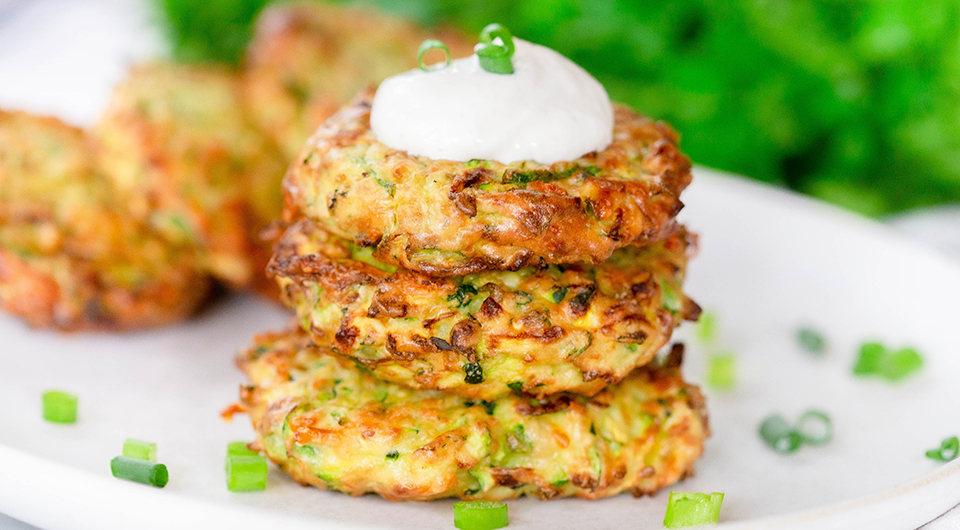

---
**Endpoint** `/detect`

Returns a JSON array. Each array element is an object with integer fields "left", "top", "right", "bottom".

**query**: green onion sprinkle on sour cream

[{"left": 371, "top": 34, "right": 613, "bottom": 165}]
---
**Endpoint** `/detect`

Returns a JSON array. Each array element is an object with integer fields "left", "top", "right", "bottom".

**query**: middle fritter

[{"left": 270, "top": 218, "right": 700, "bottom": 400}]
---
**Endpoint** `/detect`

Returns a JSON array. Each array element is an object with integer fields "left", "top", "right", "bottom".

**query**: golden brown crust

[
  {"left": 0, "top": 110, "right": 211, "bottom": 331},
  {"left": 94, "top": 62, "right": 288, "bottom": 289},
  {"left": 284, "top": 89, "right": 693, "bottom": 275},
  {"left": 269, "top": 218, "right": 699, "bottom": 399},
  {"left": 238, "top": 326, "right": 708, "bottom": 500}
]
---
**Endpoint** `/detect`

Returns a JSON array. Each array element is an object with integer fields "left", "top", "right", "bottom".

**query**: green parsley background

[{"left": 157, "top": 0, "right": 960, "bottom": 217}]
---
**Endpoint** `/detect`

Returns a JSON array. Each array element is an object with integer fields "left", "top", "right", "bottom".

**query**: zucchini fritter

[
  {"left": 244, "top": 2, "right": 473, "bottom": 159},
  {"left": 239, "top": 327, "right": 708, "bottom": 500},
  {"left": 95, "top": 63, "right": 288, "bottom": 288},
  {"left": 0, "top": 111, "right": 210, "bottom": 330},
  {"left": 269, "top": 219, "right": 699, "bottom": 400},
  {"left": 284, "top": 89, "right": 693, "bottom": 276}
]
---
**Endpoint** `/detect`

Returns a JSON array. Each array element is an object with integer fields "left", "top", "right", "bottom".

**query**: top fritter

[{"left": 283, "top": 88, "right": 692, "bottom": 276}]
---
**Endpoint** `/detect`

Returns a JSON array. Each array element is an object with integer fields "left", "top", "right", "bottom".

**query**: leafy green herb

[
  {"left": 153, "top": 0, "right": 269, "bottom": 65},
  {"left": 155, "top": 0, "right": 960, "bottom": 217},
  {"left": 506, "top": 382, "right": 523, "bottom": 393},
  {"left": 386, "top": 450, "right": 400, "bottom": 460},
  {"left": 551, "top": 287, "right": 568, "bottom": 304},
  {"left": 374, "top": 177, "right": 396, "bottom": 197},
  {"left": 448, "top": 284, "right": 479, "bottom": 307},
  {"left": 464, "top": 362, "right": 484, "bottom": 384},
  {"left": 514, "top": 291, "right": 533, "bottom": 306}
]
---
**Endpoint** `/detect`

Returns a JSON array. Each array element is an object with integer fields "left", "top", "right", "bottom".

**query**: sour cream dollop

[{"left": 370, "top": 39, "right": 614, "bottom": 165}]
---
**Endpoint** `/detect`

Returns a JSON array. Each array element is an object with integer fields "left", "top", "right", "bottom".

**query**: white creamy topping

[{"left": 370, "top": 39, "right": 614, "bottom": 165}]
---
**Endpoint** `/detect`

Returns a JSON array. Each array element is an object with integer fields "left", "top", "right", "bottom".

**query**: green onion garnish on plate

[
  {"left": 122, "top": 439, "right": 157, "bottom": 461},
  {"left": 853, "top": 342, "right": 923, "bottom": 381},
  {"left": 110, "top": 456, "right": 168, "bottom": 488},
  {"left": 227, "top": 441, "right": 258, "bottom": 457},
  {"left": 795, "top": 410, "right": 833, "bottom": 446},
  {"left": 418, "top": 39, "right": 451, "bottom": 72},
  {"left": 853, "top": 342, "right": 885, "bottom": 375},
  {"left": 475, "top": 23, "right": 515, "bottom": 75},
  {"left": 797, "top": 327, "right": 826, "bottom": 354},
  {"left": 706, "top": 353, "right": 736, "bottom": 390},
  {"left": 696, "top": 311, "right": 717, "bottom": 343},
  {"left": 759, "top": 414, "right": 803, "bottom": 454},
  {"left": 42, "top": 390, "right": 77, "bottom": 424},
  {"left": 226, "top": 450, "right": 268, "bottom": 492},
  {"left": 925, "top": 436, "right": 959, "bottom": 462},
  {"left": 454, "top": 500, "right": 509, "bottom": 530},
  {"left": 879, "top": 347, "right": 923, "bottom": 381},
  {"left": 663, "top": 491, "right": 724, "bottom": 528},
  {"left": 760, "top": 410, "right": 833, "bottom": 454}
]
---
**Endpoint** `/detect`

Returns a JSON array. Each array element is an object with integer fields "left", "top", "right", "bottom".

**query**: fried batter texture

[
  {"left": 239, "top": 327, "right": 708, "bottom": 500},
  {"left": 283, "top": 90, "right": 693, "bottom": 276},
  {"left": 95, "top": 63, "right": 288, "bottom": 289},
  {"left": 270, "top": 219, "right": 699, "bottom": 400},
  {"left": 0, "top": 111, "right": 210, "bottom": 330},
  {"left": 244, "top": 1, "right": 473, "bottom": 159}
]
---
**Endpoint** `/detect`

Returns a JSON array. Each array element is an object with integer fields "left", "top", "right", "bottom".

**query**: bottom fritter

[{"left": 237, "top": 326, "right": 709, "bottom": 501}]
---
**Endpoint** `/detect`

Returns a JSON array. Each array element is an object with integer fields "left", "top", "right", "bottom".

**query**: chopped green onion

[
  {"left": 706, "top": 354, "right": 736, "bottom": 391},
  {"left": 227, "top": 441, "right": 258, "bottom": 457},
  {"left": 696, "top": 311, "right": 717, "bottom": 343},
  {"left": 797, "top": 327, "right": 826, "bottom": 354},
  {"left": 122, "top": 439, "right": 157, "bottom": 461},
  {"left": 475, "top": 23, "right": 515, "bottom": 74},
  {"left": 479, "top": 24, "right": 516, "bottom": 56},
  {"left": 110, "top": 456, "right": 168, "bottom": 488},
  {"left": 453, "top": 500, "right": 509, "bottom": 530},
  {"left": 42, "top": 390, "right": 77, "bottom": 424},
  {"left": 759, "top": 415, "right": 803, "bottom": 454},
  {"left": 853, "top": 342, "right": 923, "bottom": 381},
  {"left": 879, "top": 347, "right": 923, "bottom": 381},
  {"left": 853, "top": 342, "right": 885, "bottom": 375},
  {"left": 925, "top": 436, "right": 959, "bottom": 462},
  {"left": 663, "top": 491, "right": 724, "bottom": 528},
  {"left": 226, "top": 454, "right": 268, "bottom": 492},
  {"left": 418, "top": 39, "right": 451, "bottom": 72},
  {"left": 550, "top": 287, "right": 568, "bottom": 303},
  {"left": 795, "top": 410, "right": 833, "bottom": 446}
]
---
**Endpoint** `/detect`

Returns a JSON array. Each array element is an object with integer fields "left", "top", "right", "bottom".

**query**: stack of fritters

[{"left": 239, "top": 89, "right": 709, "bottom": 501}]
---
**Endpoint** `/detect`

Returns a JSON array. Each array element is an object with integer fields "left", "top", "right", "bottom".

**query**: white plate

[{"left": 2, "top": 169, "right": 960, "bottom": 529}]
